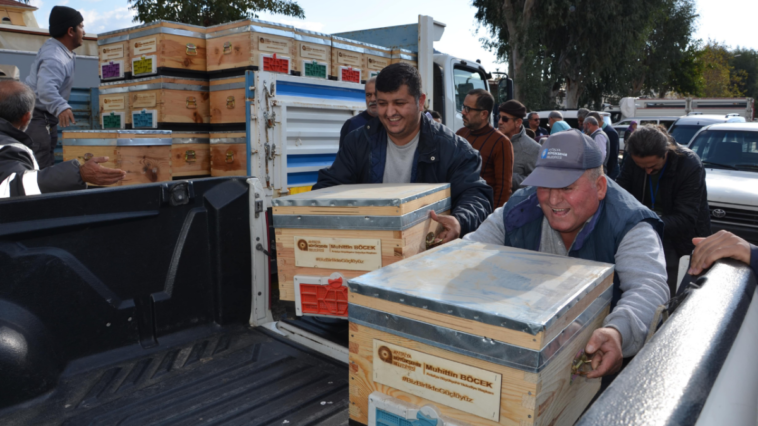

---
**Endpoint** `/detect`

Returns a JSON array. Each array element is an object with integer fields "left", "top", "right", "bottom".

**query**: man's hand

[
  {"left": 689, "top": 230, "right": 751, "bottom": 275},
  {"left": 584, "top": 327, "right": 623, "bottom": 379},
  {"left": 79, "top": 156, "right": 127, "bottom": 186},
  {"left": 58, "top": 109, "right": 75, "bottom": 128},
  {"left": 429, "top": 211, "right": 461, "bottom": 244}
]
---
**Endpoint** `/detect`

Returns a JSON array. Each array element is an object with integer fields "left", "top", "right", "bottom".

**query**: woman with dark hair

[{"left": 616, "top": 125, "right": 711, "bottom": 295}]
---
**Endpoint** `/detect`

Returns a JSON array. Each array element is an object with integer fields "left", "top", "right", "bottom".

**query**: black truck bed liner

[{"left": 0, "top": 324, "right": 348, "bottom": 426}]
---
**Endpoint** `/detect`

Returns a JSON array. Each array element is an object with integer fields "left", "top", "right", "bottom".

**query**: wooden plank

[
  {"left": 271, "top": 187, "right": 450, "bottom": 216},
  {"left": 159, "top": 88, "right": 210, "bottom": 124},
  {"left": 349, "top": 307, "right": 606, "bottom": 426},
  {"left": 116, "top": 145, "right": 172, "bottom": 185},
  {"left": 158, "top": 33, "right": 207, "bottom": 72},
  {"left": 210, "top": 87, "right": 245, "bottom": 124},
  {"left": 171, "top": 143, "right": 210, "bottom": 177},
  {"left": 210, "top": 143, "right": 247, "bottom": 177}
]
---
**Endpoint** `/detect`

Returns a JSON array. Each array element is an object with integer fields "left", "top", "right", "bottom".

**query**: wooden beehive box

[
  {"left": 363, "top": 43, "right": 391, "bottom": 79},
  {"left": 206, "top": 19, "right": 295, "bottom": 75},
  {"left": 391, "top": 48, "right": 418, "bottom": 68},
  {"left": 100, "top": 76, "right": 210, "bottom": 130},
  {"left": 171, "top": 131, "right": 210, "bottom": 177},
  {"left": 331, "top": 36, "right": 365, "bottom": 83},
  {"left": 62, "top": 130, "right": 173, "bottom": 186},
  {"left": 98, "top": 28, "right": 130, "bottom": 81},
  {"left": 210, "top": 131, "right": 246, "bottom": 176},
  {"left": 128, "top": 21, "right": 207, "bottom": 78},
  {"left": 98, "top": 82, "right": 130, "bottom": 129},
  {"left": 209, "top": 76, "right": 246, "bottom": 127},
  {"left": 272, "top": 183, "right": 451, "bottom": 304},
  {"left": 347, "top": 239, "right": 615, "bottom": 426},
  {"left": 293, "top": 29, "right": 331, "bottom": 79}
]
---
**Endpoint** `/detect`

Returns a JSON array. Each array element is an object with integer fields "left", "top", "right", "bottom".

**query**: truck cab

[{"left": 434, "top": 52, "right": 491, "bottom": 131}]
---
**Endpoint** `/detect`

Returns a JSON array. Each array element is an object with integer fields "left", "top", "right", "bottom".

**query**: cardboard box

[
  {"left": 347, "top": 239, "right": 615, "bottom": 426},
  {"left": 272, "top": 183, "right": 451, "bottom": 305}
]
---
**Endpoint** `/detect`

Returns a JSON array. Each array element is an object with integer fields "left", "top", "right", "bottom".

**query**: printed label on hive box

[
  {"left": 366, "top": 56, "right": 390, "bottom": 71},
  {"left": 101, "top": 44, "right": 124, "bottom": 60},
  {"left": 372, "top": 340, "right": 502, "bottom": 422},
  {"left": 102, "top": 95, "right": 125, "bottom": 111},
  {"left": 294, "top": 236, "right": 381, "bottom": 271},
  {"left": 336, "top": 50, "right": 362, "bottom": 67},
  {"left": 300, "top": 43, "right": 329, "bottom": 61},
  {"left": 132, "top": 92, "right": 157, "bottom": 108},
  {"left": 258, "top": 36, "right": 291, "bottom": 54},
  {"left": 133, "top": 37, "right": 157, "bottom": 55}
]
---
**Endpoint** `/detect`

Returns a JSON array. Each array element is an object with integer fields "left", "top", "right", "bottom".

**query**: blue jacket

[
  {"left": 501, "top": 179, "right": 663, "bottom": 306},
  {"left": 603, "top": 124, "right": 620, "bottom": 180},
  {"left": 314, "top": 113, "right": 494, "bottom": 236},
  {"left": 339, "top": 110, "right": 373, "bottom": 151}
]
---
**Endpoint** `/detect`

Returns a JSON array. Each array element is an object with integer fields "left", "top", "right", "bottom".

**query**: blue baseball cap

[{"left": 522, "top": 129, "right": 603, "bottom": 188}]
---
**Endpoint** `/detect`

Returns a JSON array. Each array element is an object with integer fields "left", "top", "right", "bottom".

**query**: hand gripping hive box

[
  {"left": 272, "top": 183, "right": 451, "bottom": 315},
  {"left": 100, "top": 76, "right": 210, "bottom": 130},
  {"left": 347, "top": 239, "right": 615, "bottom": 426},
  {"left": 128, "top": 21, "right": 207, "bottom": 78},
  {"left": 206, "top": 19, "right": 296, "bottom": 75},
  {"left": 62, "top": 130, "right": 173, "bottom": 186}
]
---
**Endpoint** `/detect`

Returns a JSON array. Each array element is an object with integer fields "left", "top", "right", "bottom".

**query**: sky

[{"left": 29, "top": 0, "right": 758, "bottom": 75}]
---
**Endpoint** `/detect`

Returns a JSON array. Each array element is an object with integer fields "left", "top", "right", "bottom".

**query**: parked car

[
  {"left": 688, "top": 122, "right": 758, "bottom": 244},
  {"left": 613, "top": 116, "right": 680, "bottom": 152},
  {"left": 669, "top": 114, "right": 747, "bottom": 146}
]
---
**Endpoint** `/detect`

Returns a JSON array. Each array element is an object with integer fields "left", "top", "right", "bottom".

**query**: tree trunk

[
  {"left": 565, "top": 77, "right": 584, "bottom": 109},
  {"left": 510, "top": 46, "right": 526, "bottom": 101}
]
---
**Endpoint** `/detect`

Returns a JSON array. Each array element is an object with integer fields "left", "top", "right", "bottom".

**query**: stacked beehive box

[
  {"left": 348, "top": 239, "right": 615, "bottom": 426},
  {"left": 272, "top": 183, "right": 450, "bottom": 316}
]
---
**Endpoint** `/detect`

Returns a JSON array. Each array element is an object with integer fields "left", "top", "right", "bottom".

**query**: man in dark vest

[{"left": 464, "top": 129, "right": 669, "bottom": 378}]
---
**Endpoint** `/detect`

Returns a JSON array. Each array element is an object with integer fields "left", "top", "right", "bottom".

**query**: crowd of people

[{"left": 0, "top": 6, "right": 756, "bottom": 383}]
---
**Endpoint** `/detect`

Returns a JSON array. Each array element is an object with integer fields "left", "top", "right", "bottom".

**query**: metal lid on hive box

[
  {"left": 271, "top": 183, "right": 451, "bottom": 231},
  {"left": 347, "top": 239, "right": 615, "bottom": 372},
  {"left": 62, "top": 130, "right": 172, "bottom": 146}
]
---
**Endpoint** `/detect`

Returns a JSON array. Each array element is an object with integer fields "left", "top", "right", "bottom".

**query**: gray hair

[
  {"left": 586, "top": 166, "right": 605, "bottom": 188},
  {"left": 584, "top": 116, "right": 598, "bottom": 126},
  {"left": 366, "top": 76, "right": 377, "bottom": 86},
  {"left": 549, "top": 110, "right": 563, "bottom": 120},
  {"left": 577, "top": 108, "right": 590, "bottom": 120},
  {"left": 0, "top": 80, "right": 35, "bottom": 125}
]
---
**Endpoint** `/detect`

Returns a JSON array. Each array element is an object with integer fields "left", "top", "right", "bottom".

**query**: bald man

[{"left": 0, "top": 80, "right": 125, "bottom": 197}]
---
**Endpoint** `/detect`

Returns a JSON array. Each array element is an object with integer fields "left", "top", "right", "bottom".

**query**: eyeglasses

[
  {"left": 462, "top": 105, "right": 486, "bottom": 113},
  {"left": 499, "top": 115, "right": 516, "bottom": 122}
]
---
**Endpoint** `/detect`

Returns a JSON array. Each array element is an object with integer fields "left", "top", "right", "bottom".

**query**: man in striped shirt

[{"left": 456, "top": 89, "right": 514, "bottom": 207}]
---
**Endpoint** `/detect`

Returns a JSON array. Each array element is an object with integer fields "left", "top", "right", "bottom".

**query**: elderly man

[
  {"left": 465, "top": 129, "right": 669, "bottom": 378},
  {"left": 498, "top": 100, "right": 540, "bottom": 192},
  {"left": 588, "top": 111, "right": 620, "bottom": 179},
  {"left": 24, "top": 6, "right": 86, "bottom": 168},
  {"left": 314, "top": 63, "right": 493, "bottom": 241},
  {"left": 456, "top": 89, "right": 513, "bottom": 207},
  {"left": 526, "top": 112, "right": 549, "bottom": 142},
  {"left": 583, "top": 116, "right": 609, "bottom": 169},
  {"left": 0, "top": 81, "right": 125, "bottom": 197},
  {"left": 577, "top": 108, "right": 590, "bottom": 128},
  {"left": 339, "top": 76, "right": 378, "bottom": 150},
  {"left": 548, "top": 111, "right": 571, "bottom": 134}
]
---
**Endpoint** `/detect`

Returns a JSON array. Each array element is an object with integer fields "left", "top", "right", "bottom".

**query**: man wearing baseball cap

[
  {"left": 23, "top": 6, "right": 85, "bottom": 168},
  {"left": 464, "top": 129, "right": 669, "bottom": 380}
]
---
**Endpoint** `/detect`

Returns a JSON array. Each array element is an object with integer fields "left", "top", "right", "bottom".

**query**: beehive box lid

[
  {"left": 272, "top": 183, "right": 451, "bottom": 231},
  {"left": 62, "top": 130, "right": 172, "bottom": 146},
  {"left": 206, "top": 18, "right": 296, "bottom": 39},
  {"left": 348, "top": 239, "right": 614, "bottom": 336}
]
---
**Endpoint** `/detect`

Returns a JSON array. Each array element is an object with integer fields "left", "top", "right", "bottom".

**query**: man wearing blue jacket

[
  {"left": 313, "top": 63, "right": 493, "bottom": 240},
  {"left": 338, "top": 77, "right": 377, "bottom": 150},
  {"left": 24, "top": 6, "right": 85, "bottom": 168}
]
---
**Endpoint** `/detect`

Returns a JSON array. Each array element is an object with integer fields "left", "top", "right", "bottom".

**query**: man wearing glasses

[
  {"left": 456, "top": 89, "right": 514, "bottom": 207},
  {"left": 498, "top": 100, "right": 541, "bottom": 192},
  {"left": 527, "top": 112, "right": 549, "bottom": 142}
]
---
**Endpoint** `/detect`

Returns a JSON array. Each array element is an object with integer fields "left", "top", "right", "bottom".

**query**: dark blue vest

[{"left": 502, "top": 180, "right": 664, "bottom": 307}]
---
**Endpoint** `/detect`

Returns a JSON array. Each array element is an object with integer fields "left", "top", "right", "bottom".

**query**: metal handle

[
  {"left": 225, "top": 150, "right": 234, "bottom": 163},
  {"left": 184, "top": 150, "right": 196, "bottom": 163}
]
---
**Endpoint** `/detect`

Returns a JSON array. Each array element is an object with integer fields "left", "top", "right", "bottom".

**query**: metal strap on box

[
  {"left": 272, "top": 197, "right": 451, "bottom": 231},
  {"left": 172, "top": 137, "right": 209, "bottom": 145},
  {"left": 209, "top": 81, "right": 246, "bottom": 92},
  {"left": 206, "top": 24, "right": 295, "bottom": 40},
  {"left": 295, "top": 33, "right": 331, "bottom": 45},
  {"left": 97, "top": 34, "right": 129, "bottom": 45},
  {"left": 364, "top": 48, "right": 391, "bottom": 58},
  {"left": 98, "top": 86, "right": 130, "bottom": 95},
  {"left": 130, "top": 26, "right": 205, "bottom": 40},
  {"left": 331, "top": 40, "right": 365, "bottom": 54},
  {"left": 393, "top": 53, "right": 416, "bottom": 61},
  {"left": 271, "top": 183, "right": 450, "bottom": 207},
  {"left": 349, "top": 286, "right": 612, "bottom": 373},
  {"left": 128, "top": 82, "right": 208, "bottom": 92},
  {"left": 210, "top": 137, "right": 246, "bottom": 145},
  {"left": 64, "top": 137, "right": 172, "bottom": 146}
]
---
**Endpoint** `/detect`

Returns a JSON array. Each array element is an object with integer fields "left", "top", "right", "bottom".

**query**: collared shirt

[{"left": 25, "top": 38, "right": 76, "bottom": 117}]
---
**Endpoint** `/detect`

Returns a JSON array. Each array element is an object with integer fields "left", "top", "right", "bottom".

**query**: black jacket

[
  {"left": 616, "top": 144, "right": 711, "bottom": 255},
  {"left": 314, "top": 113, "right": 493, "bottom": 236},
  {"left": 603, "top": 124, "right": 620, "bottom": 180},
  {"left": 0, "top": 118, "right": 84, "bottom": 197},
  {"left": 339, "top": 110, "right": 373, "bottom": 151}
]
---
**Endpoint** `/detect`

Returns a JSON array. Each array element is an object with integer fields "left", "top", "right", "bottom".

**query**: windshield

[
  {"left": 689, "top": 130, "right": 758, "bottom": 172},
  {"left": 670, "top": 124, "right": 704, "bottom": 145},
  {"left": 453, "top": 67, "right": 487, "bottom": 112}
]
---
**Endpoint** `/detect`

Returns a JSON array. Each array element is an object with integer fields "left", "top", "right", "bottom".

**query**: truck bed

[{"left": 0, "top": 324, "right": 348, "bottom": 426}]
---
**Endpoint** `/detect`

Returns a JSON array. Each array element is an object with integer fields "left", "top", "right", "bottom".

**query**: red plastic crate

[
  {"left": 340, "top": 67, "right": 361, "bottom": 83},
  {"left": 262, "top": 54, "right": 290, "bottom": 73},
  {"left": 299, "top": 277, "right": 348, "bottom": 317}
]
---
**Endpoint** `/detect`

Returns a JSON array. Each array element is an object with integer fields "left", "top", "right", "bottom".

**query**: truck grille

[{"left": 711, "top": 206, "right": 758, "bottom": 228}]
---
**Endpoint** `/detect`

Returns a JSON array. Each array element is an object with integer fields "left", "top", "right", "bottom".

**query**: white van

[{"left": 669, "top": 114, "right": 747, "bottom": 145}]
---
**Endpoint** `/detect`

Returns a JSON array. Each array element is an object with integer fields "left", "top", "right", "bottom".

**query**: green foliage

[
  {"left": 731, "top": 47, "right": 758, "bottom": 101},
  {"left": 128, "top": 0, "right": 304, "bottom": 27},
  {"left": 701, "top": 40, "right": 745, "bottom": 97}
]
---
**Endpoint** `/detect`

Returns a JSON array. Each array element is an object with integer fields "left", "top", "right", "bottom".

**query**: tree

[
  {"left": 701, "top": 40, "right": 744, "bottom": 97},
  {"left": 128, "top": 0, "right": 304, "bottom": 27},
  {"left": 731, "top": 47, "right": 758, "bottom": 101}
]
